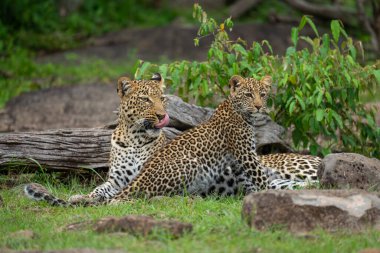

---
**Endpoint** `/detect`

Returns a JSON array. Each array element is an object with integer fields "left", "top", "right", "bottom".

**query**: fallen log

[{"left": 0, "top": 95, "right": 291, "bottom": 172}]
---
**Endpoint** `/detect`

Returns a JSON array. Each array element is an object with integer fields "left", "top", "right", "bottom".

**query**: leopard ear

[
  {"left": 151, "top": 73, "right": 162, "bottom": 81},
  {"left": 117, "top": 77, "right": 134, "bottom": 98},
  {"left": 261, "top": 75, "right": 272, "bottom": 88},
  {"left": 151, "top": 73, "right": 164, "bottom": 91},
  {"left": 229, "top": 75, "right": 244, "bottom": 96}
]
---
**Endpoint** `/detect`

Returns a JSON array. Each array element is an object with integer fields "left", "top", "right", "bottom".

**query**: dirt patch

[
  {"left": 37, "top": 23, "right": 316, "bottom": 64},
  {"left": 0, "top": 84, "right": 118, "bottom": 132}
]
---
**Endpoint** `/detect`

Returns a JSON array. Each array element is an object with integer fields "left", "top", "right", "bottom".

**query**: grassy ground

[{"left": 0, "top": 176, "right": 379, "bottom": 253}]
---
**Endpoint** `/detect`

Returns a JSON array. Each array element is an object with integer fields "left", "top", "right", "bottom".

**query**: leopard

[
  {"left": 202, "top": 76, "right": 321, "bottom": 195},
  {"left": 247, "top": 77, "right": 321, "bottom": 184},
  {"left": 67, "top": 73, "right": 170, "bottom": 203},
  {"left": 24, "top": 75, "right": 311, "bottom": 206},
  {"left": 24, "top": 74, "right": 323, "bottom": 206}
]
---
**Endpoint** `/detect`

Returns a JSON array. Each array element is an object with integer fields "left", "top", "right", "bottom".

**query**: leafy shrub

[
  {"left": 0, "top": 0, "right": 177, "bottom": 51},
  {"left": 136, "top": 4, "right": 380, "bottom": 157}
]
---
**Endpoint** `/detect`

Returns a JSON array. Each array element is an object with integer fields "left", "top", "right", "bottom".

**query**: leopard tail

[{"left": 24, "top": 183, "right": 71, "bottom": 207}]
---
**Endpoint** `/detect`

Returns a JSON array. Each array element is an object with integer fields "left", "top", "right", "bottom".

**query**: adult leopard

[
  {"left": 24, "top": 75, "right": 314, "bottom": 206},
  {"left": 68, "top": 73, "right": 169, "bottom": 203}
]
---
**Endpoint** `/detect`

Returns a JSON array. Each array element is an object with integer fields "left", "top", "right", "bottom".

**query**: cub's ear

[
  {"left": 151, "top": 73, "right": 162, "bottom": 81},
  {"left": 117, "top": 77, "right": 134, "bottom": 98},
  {"left": 229, "top": 75, "right": 244, "bottom": 96},
  {"left": 261, "top": 75, "right": 272, "bottom": 88},
  {"left": 151, "top": 73, "right": 164, "bottom": 91}
]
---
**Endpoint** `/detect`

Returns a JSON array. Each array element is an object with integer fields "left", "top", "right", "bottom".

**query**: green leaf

[
  {"left": 295, "top": 94, "right": 305, "bottom": 110},
  {"left": 225, "top": 17, "right": 234, "bottom": 30},
  {"left": 366, "top": 115, "right": 375, "bottom": 126},
  {"left": 321, "top": 34, "right": 330, "bottom": 56},
  {"left": 298, "top": 16, "right": 307, "bottom": 31},
  {"left": 331, "top": 110, "right": 343, "bottom": 128},
  {"left": 286, "top": 46, "right": 296, "bottom": 56},
  {"left": 310, "top": 144, "right": 318, "bottom": 155},
  {"left": 305, "top": 16, "right": 319, "bottom": 37},
  {"left": 325, "top": 91, "right": 332, "bottom": 104},
  {"left": 261, "top": 40, "right": 273, "bottom": 54},
  {"left": 341, "top": 89, "right": 347, "bottom": 101},
  {"left": 201, "top": 80, "right": 209, "bottom": 96},
  {"left": 194, "top": 38, "right": 199, "bottom": 47},
  {"left": 316, "top": 89, "right": 323, "bottom": 106},
  {"left": 227, "top": 54, "right": 235, "bottom": 64},
  {"left": 349, "top": 45, "right": 357, "bottom": 59},
  {"left": 191, "top": 76, "right": 201, "bottom": 89},
  {"left": 289, "top": 75, "right": 297, "bottom": 84},
  {"left": 135, "top": 62, "right": 151, "bottom": 79},
  {"left": 300, "top": 36, "right": 314, "bottom": 47},
  {"left": 289, "top": 100, "right": 296, "bottom": 115},
  {"left": 321, "top": 147, "right": 331, "bottom": 156},
  {"left": 291, "top": 27, "right": 298, "bottom": 47},
  {"left": 233, "top": 44, "right": 247, "bottom": 57},
  {"left": 331, "top": 20, "right": 340, "bottom": 43},
  {"left": 316, "top": 109, "right": 324, "bottom": 121},
  {"left": 252, "top": 42, "right": 262, "bottom": 58},
  {"left": 373, "top": 70, "right": 380, "bottom": 83}
]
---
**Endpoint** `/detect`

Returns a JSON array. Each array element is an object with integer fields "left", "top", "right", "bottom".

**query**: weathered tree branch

[
  {"left": 0, "top": 95, "right": 292, "bottom": 172},
  {"left": 283, "top": 0, "right": 356, "bottom": 24},
  {"left": 229, "top": 0, "right": 263, "bottom": 18},
  {"left": 357, "top": 0, "right": 379, "bottom": 52}
]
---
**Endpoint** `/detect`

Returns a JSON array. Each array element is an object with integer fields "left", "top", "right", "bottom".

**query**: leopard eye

[
  {"left": 161, "top": 96, "right": 167, "bottom": 102},
  {"left": 260, "top": 92, "right": 266, "bottom": 97},
  {"left": 245, "top": 93, "right": 253, "bottom": 98},
  {"left": 139, "top": 96, "right": 150, "bottom": 102}
]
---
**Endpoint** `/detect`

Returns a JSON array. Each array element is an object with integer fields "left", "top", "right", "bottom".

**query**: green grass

[
  {"left": 0, "top": 177, "right": 379, "bottom": 253},
  {"left": 0, "top": 49, "right": 141, "bottom": 108}
]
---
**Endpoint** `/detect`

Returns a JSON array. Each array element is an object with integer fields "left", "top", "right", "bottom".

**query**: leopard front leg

[
  {"left": 68, "top": 180, "right": 125, "bottom": 203},
  {"left": 69, "top": 160, "right": 142, "bottom": 203}
]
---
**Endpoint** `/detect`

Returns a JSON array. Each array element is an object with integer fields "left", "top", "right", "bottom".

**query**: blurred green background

[{"left": 0, "top": 0, "right": 378, "bottom": 108}]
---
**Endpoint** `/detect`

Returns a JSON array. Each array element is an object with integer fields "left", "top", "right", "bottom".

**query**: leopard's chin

[{"left": 146, "top": 128, "right": 162, "bottom": 138}]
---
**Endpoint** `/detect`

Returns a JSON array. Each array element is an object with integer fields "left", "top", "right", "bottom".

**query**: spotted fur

[
  {"left": 25, "top": 74, "right": 170, "bottom": 206},
  {"left": 24, "top": 75, "right": 320, "bottom": 207}
]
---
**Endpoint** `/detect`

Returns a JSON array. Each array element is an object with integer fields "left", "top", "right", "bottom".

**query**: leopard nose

[
  {"left": 156, "top": 113, "right": 165, "bottom": 121},
  {"left": 255, "top": 105, "right": 262, "bottom": 110}
]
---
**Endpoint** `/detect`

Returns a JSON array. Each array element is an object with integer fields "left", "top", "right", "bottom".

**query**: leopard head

[
  {"left": 117, "top": 73, "right": 169, "bottom": 136},
  {"left": 228, "top": 75, "right": 271, "bottom": 122}
]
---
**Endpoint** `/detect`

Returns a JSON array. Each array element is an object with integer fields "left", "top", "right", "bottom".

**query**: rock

[
  {"left": 318, "top": 153, "right": 380, "bottom": 191},
  {"left": 65, "top": 215, "right": 192, "bottom": 238},
  {"left": 9, "top": 230, "right": 35, "bottom": 240},
  {"left": 242, "top": 189, "right": 380, "bottom": 233}
]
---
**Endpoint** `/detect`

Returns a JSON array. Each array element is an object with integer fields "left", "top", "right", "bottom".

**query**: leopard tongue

[{"left": 154, "top": 114, "right": 170, "bottom": 129}]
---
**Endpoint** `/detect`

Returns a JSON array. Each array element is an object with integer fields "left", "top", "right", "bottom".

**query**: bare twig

[
  {"left": 357, "top": 0, "right": 379, "bottom": 52},
  {"left": 284, "top": 0, "right": 356, "bottom": 24},
  {"left": 229, "top": 0, "right": 263, "bottom": 18}
]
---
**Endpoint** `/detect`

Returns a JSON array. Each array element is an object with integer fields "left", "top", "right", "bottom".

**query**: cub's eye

[
  {"left": 245, "top": 93, "right": 253, "bottom": 98},
  {"left": 139, "top": 96, "right": 150, "bottom": 102},
  {"left": 260, "top": 92, "right": 266, "bottom": 97},
  {"left": 161, "top": 96, "right": 167, "bottom": 102}
]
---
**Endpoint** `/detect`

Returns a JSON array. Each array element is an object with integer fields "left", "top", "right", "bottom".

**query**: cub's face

[
  {"left": 229, "top": 75, "right": 271, "bottom": 119},
  {"left": 117, "top": 73, "right": 169, "bottom": 135}
]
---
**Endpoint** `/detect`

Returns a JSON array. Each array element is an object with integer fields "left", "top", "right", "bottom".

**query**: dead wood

[{"left": 0, "top": 95, "right": 291, "bottom": 172}]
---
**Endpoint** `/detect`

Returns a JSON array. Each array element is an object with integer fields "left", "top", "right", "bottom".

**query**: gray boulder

[
  {"left": 242, "top": 189, "right": 380, "bottom": 233},
  {"left": 318, "top": 153, "right": 380, "bottom": 191}
]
